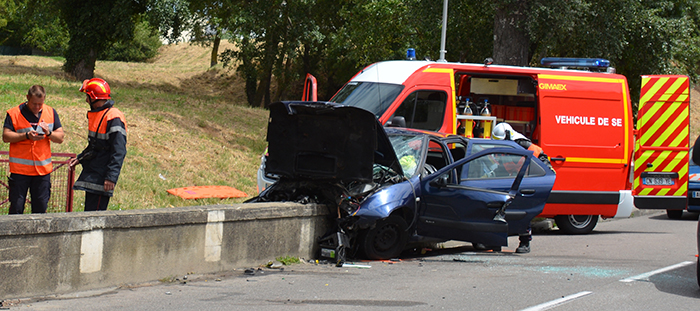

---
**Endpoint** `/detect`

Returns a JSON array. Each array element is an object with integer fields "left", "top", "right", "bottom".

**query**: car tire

[
  {"left": 554, "top": 215, "right": 598, "bottom": 234},
  {"left": 666, "top": 209, "right": 683, "bottom": 220},
  {"left": 362, "top": 215, "right": 409, "bottom": 260}
]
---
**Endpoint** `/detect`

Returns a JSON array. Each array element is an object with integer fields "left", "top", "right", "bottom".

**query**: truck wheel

[
  {"left": 554, "top": 215, "right": 598, "bottom": 234},
  {"left": 666, "top": 209, "right": 683, "bottom": 220},
  {"left": 362, "top": 215, "right": 408, "bottom": 260}
]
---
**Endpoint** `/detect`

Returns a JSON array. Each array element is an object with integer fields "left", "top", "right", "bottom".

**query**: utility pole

[{"left": 438, "top": 0, "right": 448, "bottom": 62}]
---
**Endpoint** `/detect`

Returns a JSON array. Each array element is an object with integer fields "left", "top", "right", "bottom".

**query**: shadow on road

[
  {"left": 649, "top": 213, "right": 700, "bottom": 221},
  {"left": 649, "top": 263, "right": 700, "bottom": 299}
]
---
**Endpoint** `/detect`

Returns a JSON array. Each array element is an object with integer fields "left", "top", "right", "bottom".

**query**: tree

[
  {"left": 101, "top": 18, "right": 162, "bottom": 62},
  {"left": 147, "top": 0, "right": 192, "bottom": 44},
  {"left": 492, "top": 0, "right": 530, "bottom": 66},
  {"left": 0, "top": 0, "right": 69, "bottom": 55},
  {"left": 0, "top": 0, "right": 18, "bottom": 30},
  {"left": 188, "top": 1, "right": 231, "bottom": 67},
  {"left": 58, "top": 0, "right": 148, "bottom": 80},
  {"left": 480, "top": 0, "right": 700, "bottom": 105},
  {"left": 148, "top": 0, "right": 233, "bottom": 68},
  {"left": 221, "top": 0, "right": 305, "bottom": 107}
]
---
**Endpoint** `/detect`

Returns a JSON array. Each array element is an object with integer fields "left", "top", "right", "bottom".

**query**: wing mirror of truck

[{"left": 387, "top": 116, "right": 406, "bottom": 128}]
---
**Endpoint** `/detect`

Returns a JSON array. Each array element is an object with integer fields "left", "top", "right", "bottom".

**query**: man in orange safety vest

[{"left": 2, "top": 85, "right": 65, "bottom": 214}]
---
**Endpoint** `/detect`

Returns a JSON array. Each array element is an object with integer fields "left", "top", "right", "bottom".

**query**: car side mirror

[
  {"left": 429, "top": 174, "right": 449, "bottom": 188},
  {"left": 387, "top": 116, "right": 406, "bottom": 128}
]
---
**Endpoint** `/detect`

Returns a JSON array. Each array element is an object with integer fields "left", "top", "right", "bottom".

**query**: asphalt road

[{"left": 5, "top": 209, "right": 699, "bottom": 311}]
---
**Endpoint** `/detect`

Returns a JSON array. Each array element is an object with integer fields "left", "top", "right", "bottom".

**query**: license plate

[
  {"left": 693, "top": 191, "right": 700, "bottom": 199},
  {"left": 642, "top": 177, "right": 675, "bottom": 186}
]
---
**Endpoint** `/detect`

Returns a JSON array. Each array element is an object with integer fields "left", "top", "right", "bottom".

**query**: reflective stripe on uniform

[
  {"left": 74, "top": 180, "right": 114, "bottom": 194},
  {"left": 9, "top": 157, "right": 53, "bottom": 167}
]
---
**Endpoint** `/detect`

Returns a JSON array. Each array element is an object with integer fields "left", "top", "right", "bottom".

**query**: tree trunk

[
  {"left": 71, "top": 48, "right": 97, "bottom": 81},
  {"left": 253, "top": 32, "right": 280, "bottom": 108},
  {"left": 210, "top": 35, "right": 220, "bottom": 67},
  {"left": 492, "top": 0, "right": 530, "bottom": 66}
]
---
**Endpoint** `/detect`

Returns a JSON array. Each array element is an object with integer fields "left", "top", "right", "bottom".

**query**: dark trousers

[
  {"left": 519, "top": 226, "right": 532, "bottom": 244},
  {"left": 8, "top": 173, "right": 51, "bottom": 214},
  {"left": 84, "top": 192, "right": 110, "bottom": 211}
]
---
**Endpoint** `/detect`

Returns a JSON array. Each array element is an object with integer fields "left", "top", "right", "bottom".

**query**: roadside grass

[{"left": 0, "top": 42, "right": 269, "bottom": 212}]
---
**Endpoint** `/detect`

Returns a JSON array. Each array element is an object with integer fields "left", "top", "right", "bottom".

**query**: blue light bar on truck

[
  {"left": 541, "top": 57, "right": 611, "bottom": 68},
  {"left": 406, "top": 48, "right": 416, "bottom": 60}
]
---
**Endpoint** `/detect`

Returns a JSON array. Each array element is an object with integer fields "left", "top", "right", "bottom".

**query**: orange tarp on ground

[{"left": 166, "top": 186, "right": 248, "bottom": 199}]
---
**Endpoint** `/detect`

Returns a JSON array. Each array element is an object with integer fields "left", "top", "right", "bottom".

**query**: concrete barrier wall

[{"left": 0, "top": 203, "right": 331, "bottom": 299}]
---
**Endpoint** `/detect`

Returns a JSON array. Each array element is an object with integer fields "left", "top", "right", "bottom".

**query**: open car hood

[{"left": 265, "top": 101, "right": 403, "bottom": 182}]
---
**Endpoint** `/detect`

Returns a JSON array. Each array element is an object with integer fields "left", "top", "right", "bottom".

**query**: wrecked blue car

[{"left": 248, "top": 101, "right": 556, "bottom": 263}]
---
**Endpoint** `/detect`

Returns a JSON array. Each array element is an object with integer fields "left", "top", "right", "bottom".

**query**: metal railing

[{"left": 0, "top": 151, "right": 76, "bottom": 214}]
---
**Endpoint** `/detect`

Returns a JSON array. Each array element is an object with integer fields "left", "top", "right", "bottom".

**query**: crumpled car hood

[{"left": 265, "top": 101, "right": 403, "bottom": 182}]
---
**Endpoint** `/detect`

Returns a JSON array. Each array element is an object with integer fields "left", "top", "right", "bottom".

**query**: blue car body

[{"left": 251, "top": 101, "right": 556, "bottom": 261}]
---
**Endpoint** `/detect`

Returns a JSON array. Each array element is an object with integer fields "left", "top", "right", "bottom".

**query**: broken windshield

[
  {"left": 330, "top": 82, "right": 404, "bottom": 118},
  {"left": 388, "top": 134, "right": 426, "bottom": 179}
]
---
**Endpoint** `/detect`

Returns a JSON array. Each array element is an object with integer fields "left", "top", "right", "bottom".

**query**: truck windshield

[{"left": 330, "top": 82, "right": 404, "bottom": 118}]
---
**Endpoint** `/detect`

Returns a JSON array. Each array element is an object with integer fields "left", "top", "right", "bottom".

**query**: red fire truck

[{"left": 302, "top": 57, "right": 689, "bottom": 234}]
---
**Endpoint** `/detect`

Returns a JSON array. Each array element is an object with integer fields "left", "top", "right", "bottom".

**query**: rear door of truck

[
  {"left": 537, "top": 73, "right": 633, "bottom": 218},
  {"left": 633, "top": 75, "right": 690, "bottom": 210}
]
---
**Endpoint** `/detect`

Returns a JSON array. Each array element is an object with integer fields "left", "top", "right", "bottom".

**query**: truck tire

[
  {"left": 554, "top": 215, "right": 598, "bottom": 234},
  {"left": 666, "top": 209, "right": 683, "bottom": 220},
  {"left": 361, "top": 215, "right": 408, "bottom": 260}
]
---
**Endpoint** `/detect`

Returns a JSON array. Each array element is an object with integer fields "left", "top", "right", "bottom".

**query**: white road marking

[
  {"left": 619, "top": 261, "right": 694, "bottom": 283},
  {"left": 519, "top": 291, "right": 593, "bottom": 311}
]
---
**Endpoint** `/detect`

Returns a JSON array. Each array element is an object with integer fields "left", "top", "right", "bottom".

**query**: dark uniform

[{"left": 73, "top": 100, "right": 127, "bottom": 211}]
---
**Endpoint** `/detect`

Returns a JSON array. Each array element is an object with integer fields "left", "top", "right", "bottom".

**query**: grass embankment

[{"left": 0, "top": 42, "right": 269, "bottom": 212}]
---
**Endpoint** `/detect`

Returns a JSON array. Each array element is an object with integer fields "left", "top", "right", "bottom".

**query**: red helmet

[{"left": 80, "top": 78, "right": 111, "bottom": 100}]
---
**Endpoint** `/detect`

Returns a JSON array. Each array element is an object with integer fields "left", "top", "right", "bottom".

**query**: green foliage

[
  {"left": 0, "top": 0, "right": 19, "bottom": 30},
  {"left": 147, "top": 0, "right": 193, "bottom": 44},
  {"left": 58, "top": 0, "right": 148, "bottom": 80},
  {"left": 0, "top": 0, "right": 68, "bottom": 54},
  {"left": 525, "top": 0, "right": 700, "bottom": 103},
  {"left": 2, "top": 0, "right": 691, "bottom": 107},
  {"left": 101, "top": 19, "right": 162, "bottom": 62},
  {"left": 275, "top": 256, "right": 301, "bottom": 265}
]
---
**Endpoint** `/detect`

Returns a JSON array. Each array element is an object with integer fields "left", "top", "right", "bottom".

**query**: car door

[
  {"left": 464, "top": 142, "right": 557, "bottom": 234},
  {"left": 416, "top": 148, "right": 533, "bottom": 246}
]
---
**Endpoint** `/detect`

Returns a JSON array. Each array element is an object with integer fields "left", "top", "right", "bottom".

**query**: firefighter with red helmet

[
  {"left": 492, "top": 122, "right": 553, "bottom": 253},
  {"left": 69, "top": 78, "right": 127, "bottom": 211}
]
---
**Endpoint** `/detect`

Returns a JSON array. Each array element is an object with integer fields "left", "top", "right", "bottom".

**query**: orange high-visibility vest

[
  {"left": 7, "top": 104, "right": 55, "bottom": 176},
  {"left": 528, "top": 144, "right": 543, "bottom": 158},
  {"left": 88, "top": 107, "right": 127, "bottom": 140}
]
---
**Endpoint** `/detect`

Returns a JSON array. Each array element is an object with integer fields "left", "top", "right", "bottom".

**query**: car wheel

[
  {"left": 666, "top": 209, "right": 683, "bottom": 220},
  {"left": 554, "top": 215, "right": 598, "bottom": 234},
  {"left": 362, "top": 215, "right": 409, "bottom": 260}
]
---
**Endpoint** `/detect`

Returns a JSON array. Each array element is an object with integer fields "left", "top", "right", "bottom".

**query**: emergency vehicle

[{"left": 303, "top": 56, "right": 690, "bottom": 234}]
